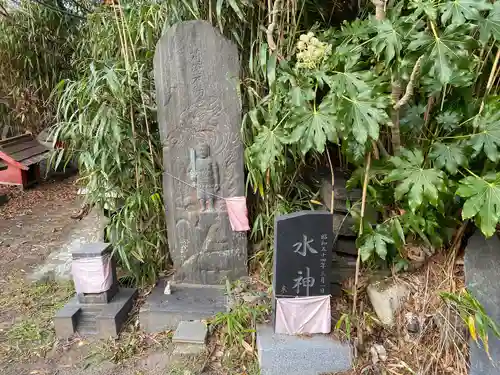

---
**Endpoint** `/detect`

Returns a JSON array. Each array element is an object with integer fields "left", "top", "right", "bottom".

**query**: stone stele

[{"left": 154, "top": 20, "right": 247, "bottom": 285}]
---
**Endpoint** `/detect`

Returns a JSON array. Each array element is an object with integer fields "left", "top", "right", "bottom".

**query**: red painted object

[{"left": 0, "top": 133, "right": 50, "bottom": 189}]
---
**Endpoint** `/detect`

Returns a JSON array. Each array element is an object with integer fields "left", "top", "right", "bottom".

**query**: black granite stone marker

[{"left": 273, "top": 211, "right": 333, "bottom": 298}]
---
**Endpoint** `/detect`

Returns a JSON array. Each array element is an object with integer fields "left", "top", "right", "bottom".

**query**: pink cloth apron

[{"left": 225, "top": 196, "right": 250, "bottom": 231}]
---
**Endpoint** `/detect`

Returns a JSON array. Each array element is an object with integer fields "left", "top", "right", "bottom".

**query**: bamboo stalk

[
  {"left": 267, "top": 0, "right": 280, "bottom": 51},
  {"left": 326, "top": 147, "right": 335, "bottom": 214},
  {"left": 352, "top": 152, "right": 371, "bottom": 316},
  {"left": 477, "top": 48, "right": 500, "bottom": 120}
]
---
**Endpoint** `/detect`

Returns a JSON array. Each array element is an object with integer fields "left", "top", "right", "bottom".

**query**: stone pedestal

[
  {"left": 256, "top": 325, "right": 352, "bottom": 375},
  {"left": 54, "top": 242, "right": 137, "bottom": 339},
  {"left": 140, "top": 282, "right": 226, "bottom": 333}
]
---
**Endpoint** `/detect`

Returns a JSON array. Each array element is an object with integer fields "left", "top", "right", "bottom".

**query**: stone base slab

[
  {"left": 466, "top": 232, "right": 500, "bottom": 374},
  {"left": 139, "top": 282, "right": 227, "bottom": 333},
  {"left": 173, "top": 320, "right": 208, "bottom": 344},
  {"left": 54, "top": 288, "right": 137, "bottom": 339},
  {"left": 256, "top": 324, "right": 352, "bottom": 375}
]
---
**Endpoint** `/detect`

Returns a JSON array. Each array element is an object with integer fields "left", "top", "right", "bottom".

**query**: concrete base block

[
  {"left": 139, "top": 282, "right": 227, "bottom": 333},
  {"left": 256, "top": 324, "right": 352, "bottom": 375},
  {"left": 54, "top": 305, "right": 81, "bottom": 337},
  {"left": 77, "top": 282, "right": 119, "bottom": 304},
  {"left": 54, "top": 288, "right": 137, "bottom": 339},
  {"left": 173, "top": 321, "right": 207, "bottom": 344}
]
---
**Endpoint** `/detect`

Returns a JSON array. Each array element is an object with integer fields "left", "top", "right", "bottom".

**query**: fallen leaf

[{"left": 241, "top": 340, "right": 254, "bottom": 353}]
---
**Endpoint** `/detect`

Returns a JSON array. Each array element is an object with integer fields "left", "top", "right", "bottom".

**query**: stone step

[
  {"left": 76, "top": 310, "right": 98, "bottom": 334},
  {"left": 333, "top": 213, "right": 356, "bottom": 237},
  {"left": 319, "top": 172, "right": 362, "bottom": 214},
  {"left": 330, "top": 267, "right": 356, "bottom": 284},
  {"left": 334, "top": 237, "right": 358, "bottom": 256}
]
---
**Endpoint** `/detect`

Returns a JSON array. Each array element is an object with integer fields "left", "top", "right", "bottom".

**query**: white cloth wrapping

[
  {"left": 275, "top": 295, "right": 331, "bottom": 335},
  {"left": 71, "top": 255, "right": 112, "bottom": 294}
]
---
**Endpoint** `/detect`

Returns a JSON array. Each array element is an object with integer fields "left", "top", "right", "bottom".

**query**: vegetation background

[{"left": 0, "top": 0, "right": 499, "bottom": 295}]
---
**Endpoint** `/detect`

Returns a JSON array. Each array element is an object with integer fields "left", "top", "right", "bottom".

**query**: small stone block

[
  {"left": 173, "top": 321, "right": 207, "bottom": 344},
  {"left": 72, "top": 242, "right": 112, "bottom": 259},
  {"left": 256, "top": 324, "right": 352, "bottom": 375},
  {"left": 139, "top": 283, "right": 227, "bottom": 333},
  {"left": 54, "top": 305, "right": 81, "bottom": 337},
  {"left": 77, "top": 282, "right": 119, "bottom": 304}
]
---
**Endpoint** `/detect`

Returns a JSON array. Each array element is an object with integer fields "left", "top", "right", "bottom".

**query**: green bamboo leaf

[
  {"left": 267, "top": 53, "right": 277, "bottom": 87},
  {"left": 227, "top": 0, "right": 245, "bottom": 20},
  {"left": 55, "top": 149, "right": 65, "bottom": 170},
  {"left": 216, "top": 0, "right": 224, "bottom": 31},
  {"left": 105, "top": 68, "right": 120, "bottom": 96},
  {"left": 259, "top": 43, "right": 267, "bottom": 77}
]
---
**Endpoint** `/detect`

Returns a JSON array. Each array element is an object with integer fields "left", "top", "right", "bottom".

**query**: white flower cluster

[{"left": 296, "top": 32, "right": 332, "bottom": 69}]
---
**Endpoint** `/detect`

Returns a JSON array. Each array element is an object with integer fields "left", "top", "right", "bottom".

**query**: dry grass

[
  {"left": 335, "top": 246, "right": 469, "bottom": 375},
  {"left": 385, "top": 253, "right": 468, "bottom": 375},
  {"left": 0, "top": 276, "right": 75, "bottom": 359}
]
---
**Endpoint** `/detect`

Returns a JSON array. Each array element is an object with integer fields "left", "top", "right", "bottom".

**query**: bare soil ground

[{"left": 0, "top": 177, "right": 250, "bottom": 375}]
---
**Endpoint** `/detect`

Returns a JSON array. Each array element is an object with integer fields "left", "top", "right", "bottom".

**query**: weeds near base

[
  {"left": 335, "top": 313, "right": 352, "bottom": 340},
  {"left": 211, "top": 301, "right": 269, "bottom": 349},
  {"left": 211, "top": 280, "right": 270, "bottom": 350}
]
